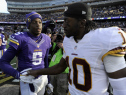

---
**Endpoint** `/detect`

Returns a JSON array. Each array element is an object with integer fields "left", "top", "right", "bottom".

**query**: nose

[
  {"left": 36, "top": 22, "right": 41, "bottom": 27},
  {"left": 37, "top": 22, "right": 40, "bottom": 26}
]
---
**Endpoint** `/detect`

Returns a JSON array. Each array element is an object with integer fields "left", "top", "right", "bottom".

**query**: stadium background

[{"left": 0, "top": 0, "right": 126, "bottom": 95}]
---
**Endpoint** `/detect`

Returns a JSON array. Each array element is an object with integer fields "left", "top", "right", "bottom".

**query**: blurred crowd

[
  {"left": 96, "top": 20, "right": 126, "bottom": 28},
  {"left": 0, "top": 20, "right": 126, "bottom": 39},
  {"left": 92, "top": 4, "right": 126, "bottom": 18},
  {"left": 0, "top": 4, "right": 126, "bottom": 22},
  {"left": 0, "top": 4, "right": 126, "bottom": 38}
]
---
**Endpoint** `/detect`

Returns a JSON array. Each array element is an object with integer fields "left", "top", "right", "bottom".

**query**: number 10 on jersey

[{"left": 66, "top": 56, "right": 92, "bottom": 92}]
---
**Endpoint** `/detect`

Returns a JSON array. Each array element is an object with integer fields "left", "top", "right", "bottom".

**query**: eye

[{"left": 39, "top": 21, "right": 42, "bottom": 24}]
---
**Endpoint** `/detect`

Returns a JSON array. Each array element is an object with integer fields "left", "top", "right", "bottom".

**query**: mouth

[{"left": 37, "top": 28, "right": 41, "bottom": 31}]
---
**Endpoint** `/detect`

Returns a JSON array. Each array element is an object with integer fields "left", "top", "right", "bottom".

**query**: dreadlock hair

[
  {"left": 76, "top": 18, "right": 98, "bottom": 34},
  {"left": 85, "top": 20, "right": 98, "bottom": 34}
]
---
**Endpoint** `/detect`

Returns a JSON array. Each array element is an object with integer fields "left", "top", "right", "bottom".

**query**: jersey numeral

[
  {"left": 119, "top": 31, "right": 126, "bottom": 45},
  {"left": 66, "top": 57, "right": 92, "bottom": 92},
  {"left": 32, "top": 52, "right": 42, "bottom": 65},
  {"left": 2, "top": 37, "right": 6, "bottom": 45},
  {"left": 15, "top": 32, "right": 24, "bottom": 35}
]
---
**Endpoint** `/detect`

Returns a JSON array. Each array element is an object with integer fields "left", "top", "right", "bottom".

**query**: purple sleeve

[
  {"left": 44, "top": 49, "right": 49, "bottom": 68},
  {"left": 9, "top": 33, "right": 21, "bottom": 50},
  {"left": 0, "top": 34, "right": 6, "bottom": 50},
  {"left": 46, "top": 34, "right": 52, "bottom": 49},
  {"left": 44, "top": 35, "right": 51, "bottom": 83},
  {"left": 0, "top": 46, "right": 20, "bottom": 79},
  {"left": 44, "top": 49, "right": 50, "bottom": 83}
]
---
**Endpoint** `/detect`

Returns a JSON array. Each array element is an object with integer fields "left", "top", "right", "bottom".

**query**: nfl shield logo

[{"left": 74, "top": 46, "right": 77, "bottom": 49}]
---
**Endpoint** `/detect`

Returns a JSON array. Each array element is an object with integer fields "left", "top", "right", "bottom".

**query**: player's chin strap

[{"left": 109, "top": 77, "right": 126, "bottom": 95}]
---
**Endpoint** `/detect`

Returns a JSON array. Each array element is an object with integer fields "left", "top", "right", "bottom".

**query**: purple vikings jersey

[
  {"left": 0, "top": 34, "right": 7, "bottom": 58},
  {"left": 0, "top": 33, "right": 6, "bottom": 50},
  {"left": 9, "top": 32, "right": 51, "bottom": 72}
]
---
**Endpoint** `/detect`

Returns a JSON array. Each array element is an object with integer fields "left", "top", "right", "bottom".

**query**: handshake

[
  {"left": 17, "top": 68, "right": 54, "bottom": 94},
  {"left": 20, "top": 68, "right": 34, "bottom": 83}
]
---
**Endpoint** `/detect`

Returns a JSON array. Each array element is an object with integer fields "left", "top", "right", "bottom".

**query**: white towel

[
  {"left": 20, "top": 68, "right": 48, "bottom": 93},
  {"left": 32, "top": 75, "right": 48, "bottom": 93}
]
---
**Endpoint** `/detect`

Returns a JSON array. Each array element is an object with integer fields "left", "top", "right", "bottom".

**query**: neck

[
  {"left": 28, "top": 32, "right": 40, "bottom": 37},
  {"left": 29, "top": 32, "right": 40, "bottom": 37},
  {"left": 74, "top": 29, "right": 85, "bottom": 42}
]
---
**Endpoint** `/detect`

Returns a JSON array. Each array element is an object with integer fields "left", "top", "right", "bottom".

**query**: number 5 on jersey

[{"left": 32, "top": 52, "right": 42, "bottom": 65}]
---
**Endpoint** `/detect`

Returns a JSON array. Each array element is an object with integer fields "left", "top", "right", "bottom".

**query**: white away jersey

[{"left": 63, "top": 27, "right": 126, "bottom": 95}]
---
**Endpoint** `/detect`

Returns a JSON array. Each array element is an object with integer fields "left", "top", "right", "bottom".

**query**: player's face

[
  {"left": 63, "top": 16, "right": 79, "bottom": 37},
  {"left": 29, "top": 18, "right": 42, "bottom": 36}
]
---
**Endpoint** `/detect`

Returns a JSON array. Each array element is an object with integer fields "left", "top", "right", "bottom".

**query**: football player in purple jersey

[
  {"left": 0, "top": 27, "right": 7, "bottom": 58},
  {"left": 0, "top": 11, "right": 53, "bottom": 95},
  {"left": 0, "top": 27, "right": 7, "bottom": 73}
]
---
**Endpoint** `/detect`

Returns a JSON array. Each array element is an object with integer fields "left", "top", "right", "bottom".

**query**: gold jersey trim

[
  {"left": 109, "top": 54, "right": 125, "bottom": 56},
  {"left": 102, "top": 47, "right": 126, "bottom": 61},
  {"left": 10, "top": 39, "right": 19, "bottom": 45}
]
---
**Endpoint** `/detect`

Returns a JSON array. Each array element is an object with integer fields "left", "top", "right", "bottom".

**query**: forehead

[
  {"left": 64, "top": 16, "right": 76, "bottom": 21},
  {"left": 32, "top": 18, "right": 42, "bottom": 22}
]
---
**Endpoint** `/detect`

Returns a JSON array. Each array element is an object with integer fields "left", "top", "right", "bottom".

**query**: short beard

[{"left": 66, "top": 35, "right": 71, "bottom": 38}]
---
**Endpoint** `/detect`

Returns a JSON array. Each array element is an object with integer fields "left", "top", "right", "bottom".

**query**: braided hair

[{"left": 85, "top": 20, "right": 98, "bottom": 34}]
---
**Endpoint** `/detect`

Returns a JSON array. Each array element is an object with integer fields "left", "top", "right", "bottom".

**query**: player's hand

[
  {"left": 20, "top": 68, "right": 35, "bottom": 83},
  {"left": 26, "top": 70, "right": 39, "bottom": 77},
  {"left": 46, "top": 83, "right": 54, "bottom": 94}
]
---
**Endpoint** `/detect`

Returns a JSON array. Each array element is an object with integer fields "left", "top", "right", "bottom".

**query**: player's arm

[
  {"left": 0, "top": 46, "right": 19, "bottom": 78},
  {"left": 27, "top": 57, "right": 67, "bottom": 77},
  {"left": 103, "top": 55, "right": 126, "bottom": 95},
  {"left": 0, "top": 33, "right": 21, "bottom": 79}
]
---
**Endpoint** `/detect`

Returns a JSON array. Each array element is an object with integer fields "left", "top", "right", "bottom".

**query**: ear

[{"left": 79, "top": 19, "right": 86, "bottom": 28}]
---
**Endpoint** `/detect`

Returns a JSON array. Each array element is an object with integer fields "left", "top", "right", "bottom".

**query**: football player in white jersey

[{"left": 27, "top": 3, "right": 126, "bottom": 95}]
